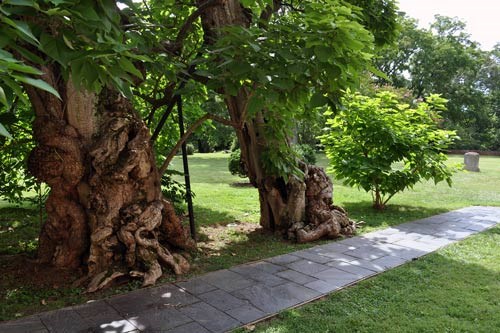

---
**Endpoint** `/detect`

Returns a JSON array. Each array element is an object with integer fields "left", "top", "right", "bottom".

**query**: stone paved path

[{"left": 2, "top": 206, "right": 500, "bottom": 333}]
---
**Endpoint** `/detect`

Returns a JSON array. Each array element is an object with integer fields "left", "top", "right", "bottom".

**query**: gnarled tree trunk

[
  {"left": 27, "top": 65, "right": 194, "bottom": 291},
  {"left": 199, "top": 0, "right": 356, "bottom": 242}
]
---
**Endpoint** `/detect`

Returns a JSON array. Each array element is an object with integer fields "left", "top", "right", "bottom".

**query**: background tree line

[{"left": 375, "top": 14, "right": 500, "bottom": 150}]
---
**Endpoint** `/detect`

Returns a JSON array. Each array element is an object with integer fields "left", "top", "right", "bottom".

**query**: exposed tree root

[
  {"left": 28, "top": 79, "right": 194, "bottom": 291},
  {"left": 288, "top": 165, "right": 356, "bottom": 243},
  {"left": 83, "top": 91, "right": 193, "bottom": 291}
]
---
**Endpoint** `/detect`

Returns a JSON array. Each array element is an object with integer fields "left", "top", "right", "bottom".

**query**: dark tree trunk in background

[
  {"left": 199, "top": 0, "right": 356, "bottom": 242},
  {"left": 27, "top": 65, "right": 194, "bottom": 291}
]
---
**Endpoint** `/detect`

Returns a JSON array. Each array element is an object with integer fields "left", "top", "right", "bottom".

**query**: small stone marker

[{"left": 464, "top": 152, "right": 480, "bottom": 172}]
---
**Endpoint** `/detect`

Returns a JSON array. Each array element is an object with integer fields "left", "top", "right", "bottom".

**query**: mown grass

[
  {"left": 172, "top": 153, "right": 500, "bottom": 232},
  {"left": 240, "top": 225, "right": 500, "bottom": 333},
  {"left": 0, "top": 153, "right": 498, "bottom": 321}
]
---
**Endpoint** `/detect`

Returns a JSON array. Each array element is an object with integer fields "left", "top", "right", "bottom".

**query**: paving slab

[
  {"left": 1, "top": 206, "right": 498, "bottom": 333},
  {"left": 230, "top": 265, "right": 287, "bottom": 287},
  {"left": 73, "top": 300, "right": 120, "bottom": 319},
  {"left": 315, "top": 241, "right": 353, "bottom": 253},
  {"left": 344, "top": 245, "right": 391, "bottom": 261},
  {"left": 198, "top": 289, "right": 248, "bottom": 311},
  {"left": 276, "top": 269, "right": 319, "bottom": 285},
  {"left": 39, "top": 307, "right": 140, "bottom": 333},
  {"left": 370, "top": 255, "right": 408, "bottom": 269},
  {"left": 232, "top": 282, "right": 320, "bottom": 314},
  {"left": 312, "top": 267, "right": 360, "bottom": 286},
  {"left": 107, "top": 285, "right": 199, "bottom": 316},
  {"left": 175, "top": 277, "right": 218, "bottom": 295},
  {"left": 165, "top": 321, "right": 211, "bottom": 333},
  {"left": 326, "top": 261, "right": 378, "bottom": 278},
  {"left": 38, "top": 308, "right": 89, "bottom": 333},
  {"left": 304, "top": 279, "right": 342, "bottom": 294},
  {"left": 391, "top": 239, "right": 442, "bottom": 252},
  {"left": 286, "top": 259, "right": 330, "bottom": 276},
  {"left": 0, "top": 315, "right": 48, "bottom": 333},
  {"left": 127, "top": 307, "right": 192, "bottom": 332},
  {"left": 337, "top": 237, "right": 379, "bottom": 248},
  {"left": 293, "top": 249, "right": 334, "bottom": 264},
  {"left": 244, "top": 261, "right": 287, "bottom": 274},
  {"left": 265, "top": 253, "right": 301, "bottom": 265},
  {"left": 327, "top": 258, "right": 386, "bottom": 273},
  {"left": 179, "top": 302, "right": 240, "bottom": 333},
  {"left": 199, "top": 269, "right": 256, "bottom": 292},
  {"left": 231, "top": 284, "right": 299, "bottom": 314},
  {"left": 225, "top": 304, "right": 267, "bottom": 324},
  {"left": 314, "top": 251, "right": 359, "bottom": 263}
]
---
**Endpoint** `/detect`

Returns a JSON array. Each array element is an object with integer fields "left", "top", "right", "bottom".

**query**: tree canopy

[{"left": 376, "top": 14, "right": 500, "bottom": 150}]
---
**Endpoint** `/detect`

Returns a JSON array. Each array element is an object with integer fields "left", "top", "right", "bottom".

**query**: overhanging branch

[{"left": 159, "top": 112, "right": 236, "bottom": 175}]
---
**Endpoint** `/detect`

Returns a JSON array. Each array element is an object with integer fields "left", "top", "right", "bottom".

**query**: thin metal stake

[{"left": 177, "top": 96, "right": 196, "bottom": 239}]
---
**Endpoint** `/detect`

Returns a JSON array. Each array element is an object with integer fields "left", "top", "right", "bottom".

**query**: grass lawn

[
  {"left": 0, "top": 153, "right": 499, "bottom": 321},
  {"left": 241, "top": 224, "right": 500, "bottom": 333},
  {"left": 171, "top": 152, "right": 500, "bottom": 233}
]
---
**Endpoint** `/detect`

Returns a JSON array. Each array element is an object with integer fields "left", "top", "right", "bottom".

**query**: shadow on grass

[
  {"left": 190, "top": 206, "right": 312, "bottom": 274},
  {"left": 229, "top": 181, "right": 253, "bottom": 188},
  {"left": 0, "top": 207, "right": 41, "bottom": 256},
  {"left": 190, "top": 205, "right": 242, "bottom": 228},
  {"left": 342, "top": 201, "right": 450, "bottom": 230},
  {"left": 244, "top": 228, "right": 500, "bottom": 332},
  {"left": 188, "top": 202, "right": 457, "bottom": 273}
]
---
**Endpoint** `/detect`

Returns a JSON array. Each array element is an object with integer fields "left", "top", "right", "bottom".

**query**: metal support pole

[{"left": 177, "top": 96, "right": 196, "bottom": 239}]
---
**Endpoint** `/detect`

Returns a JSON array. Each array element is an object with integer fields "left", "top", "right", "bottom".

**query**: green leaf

[
  {"left": 9, "top": 44, "right": 45, "bottom": 64},
  {"left": 4, "top": 0, "right": 36, "bottom": 6},
  {"left": 271, "top": 78, "right": 294, "bottom": 90},
  {"left": 246, "top": 96, "right": 265, "bottom": 115},
  {"left": 118, "top": 57, "right": 143, "bottom": 79},
  {"left": 40, "top": 33, "right": 71, "bottom": 66},
  {"left": 248, "top": 42, "right": 261, "bottom": 52},
  {"left": 62, "top": 34, "right": 75, "bottom": 50},
  {"left": 1, "top": 76, "right": 27, "bottom": 104},
  {"left": 309, "top": 92, "right": 329, "bottom": 108},
  {"left": 0, "top": 17, "right": 38, "bottom": 45},
  {"left": 13, "top": 75, "right": 61, "bottom": 99},
  {"left": 0, "top": 122, "right": 12, "bottom": 139},
  {"left": 314, "top": 46, "right": 331, "bottom": 62},
  {"left": 0, "top": 49, "right": 16, "bottom": 62},
  {"left": 0, "top": 86, "right": 8, "bottom": 107},
  {"left": 4, "top": 62, "right": 42, "bottom": 75}
]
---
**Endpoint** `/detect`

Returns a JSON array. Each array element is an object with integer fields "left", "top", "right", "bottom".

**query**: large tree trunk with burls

[
  {"left": 199, "top": 0, "right": 356, "bottom": 242},
  {"left": 26, "top": 65, "right": 194, "bottom": 291}
]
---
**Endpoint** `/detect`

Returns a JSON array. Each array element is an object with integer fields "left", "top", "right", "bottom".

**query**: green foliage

[
  {"left": 228, "top": 149, "right": 248, "bottom": 178},
  {"left": 292, "top": 144, "right": 317, "bottom": 165},
  {"left": 320, "top": 90, "right": 458, "bottom": 210},
  {"left": 160, "top": 170, "right": 193, "bottom": 214},
  {"left": 185, "top": 143, "right": 195, "bottom": 155},
  {"left": 195, "top": 0, "right": 397, "bottom": 179},
  {"left": 0, "top": 102, "right": 38, "bottom": 204},
  {"left": 186, "top": 94, "right": 235, "bottom": 154},
  {"left": 376, "top": 14, "right": 500, "bottom": 150},
  {"left": 0, "top": 0, "right": 148, "bottom": 104}
]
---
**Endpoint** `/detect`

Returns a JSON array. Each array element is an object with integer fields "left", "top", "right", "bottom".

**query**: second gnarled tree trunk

[{"left": 199, "top": 0, "right": 356, "bottom": 242}]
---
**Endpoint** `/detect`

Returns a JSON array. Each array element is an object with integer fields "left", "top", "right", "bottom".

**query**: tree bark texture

[
  {"left": 199, "top": 0, "right": 356, "bottom": 242},
  {"left": 27, "top": 66, "right": 194, "bottom": 291}
]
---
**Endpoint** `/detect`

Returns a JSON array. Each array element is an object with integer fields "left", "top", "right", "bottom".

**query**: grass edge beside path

[{"left": 240, "top": 224, "right": 500, "bottom": 333}]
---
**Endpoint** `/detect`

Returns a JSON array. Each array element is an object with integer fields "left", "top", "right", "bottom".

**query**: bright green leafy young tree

[{"left": 320, "top": 91, "right": 458, "bottom": 210}]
